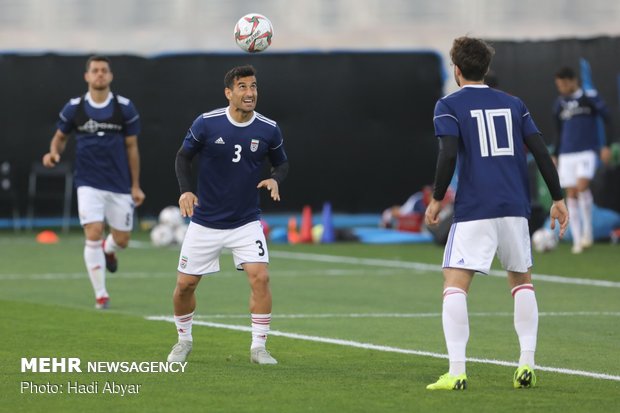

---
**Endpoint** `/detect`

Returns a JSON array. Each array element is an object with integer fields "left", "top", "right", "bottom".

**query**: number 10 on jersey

[{"left": 471, "top": 108, "right": 514, "bottom": 157}]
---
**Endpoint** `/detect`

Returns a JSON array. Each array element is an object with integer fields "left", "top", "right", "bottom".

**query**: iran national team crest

[
  {"left": 180, "top": 255, "right": 188, "bottom": 269},
  {"left": 250, "top": 139, "right": 260, "bottom": 152}
]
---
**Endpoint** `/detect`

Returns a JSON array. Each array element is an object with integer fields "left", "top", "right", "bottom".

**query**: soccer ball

[
  {"left": 234, "top": 13, "right": 273, "bottom": 53},
  {"left": 531, "top": 228, "right": 558, "bottom": 253},
  {"left": 150, "top": 224, "right": 175, "bottom": 247},
  {"left": 158, "top": 206, "right": 184, "bottom": 228}
]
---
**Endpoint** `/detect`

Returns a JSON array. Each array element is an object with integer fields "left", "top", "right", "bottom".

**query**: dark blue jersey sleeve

[
  {"left": 433, "top": 99, "right": 460, "bottom": 138},
  {"left": 268, "top": 124, "right": 288, "bottom": 167},
  {"left": 518, "top": 98, "right": 541, "bottom": 138},
  {"left": 120, "top": 99, "right": 141, "bottom": 136},
  {"left": 57, "top": 100, "right": 79, "bottom": 134},
  {"left": 182, "top": 115, "right": 206, "bottom": 157}
]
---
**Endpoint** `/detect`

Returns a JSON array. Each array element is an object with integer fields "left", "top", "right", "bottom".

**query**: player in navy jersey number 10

[
  {"left": 424, "top": 37, "right": 569, "bottom": 390},
  {"left": 167, "top": 65, "right": 289, "bottom": 365},
  {"left": 42, "top": 55, "right": 145, "bottom": 310}
]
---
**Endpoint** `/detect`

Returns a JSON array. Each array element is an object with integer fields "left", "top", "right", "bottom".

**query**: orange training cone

[
  {"left": 300, "top": 205, "right": 313, "bottom": 243},
  {"left": 287, "top": 216, "right": 300, "bottom": 244},
  {"left": 36, "top": 230, "right": 59, "bottom": 244}
]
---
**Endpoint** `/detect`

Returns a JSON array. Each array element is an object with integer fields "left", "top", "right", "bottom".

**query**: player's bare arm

[
  {"left": 42, "top": 130, "right": 69, "bottom": 167},
  {"left": 178, "top": 192, "right": 198, "bottom": 217},
  {"left": 125, "top": 135, "right": 145, "bottom": 206},
  {"left": 257, "top": 178, "right": 280, "bottom": 201},
  {"left": 424, "top": 199, "right": 442, "bottom": 226},
  {"left": 258, "top": 160, "right": 289, "bottom": 201},
  {"left": 549, "top": 200, "right": 569, "bottom": 238}
]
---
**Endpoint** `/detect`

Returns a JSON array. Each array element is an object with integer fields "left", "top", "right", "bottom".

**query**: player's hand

[
  {"left": 131, "top": 186, "right": 146, "bottom": 207},
  {"left": 42, "top": 152, "right": 60, "bottom": 168},
  {"left": 179, "top": 192, "right": 199, "bottom": 217},
  {"left": 257, "top": 178, "right": 280, "bottom": 201},
  {"left": 549, "top": 199, "right": 569, "bottom": 238},
  {"left": 424, "top": 198, "right": 442, "bottom": 226}
]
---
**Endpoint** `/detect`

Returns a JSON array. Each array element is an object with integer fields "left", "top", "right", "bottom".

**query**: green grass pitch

[{"left": 1, "top": 231, "right": 619, "bottom": 412}]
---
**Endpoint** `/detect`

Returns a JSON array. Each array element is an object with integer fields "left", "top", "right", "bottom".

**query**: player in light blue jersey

[
  {"left": 424, "top": 37, "right": 569, "bottom": 390},
  {"left": 167, "top": 65, "right": 289, "bottom": 365},
  {"left": 553, "top": 67, "right": 612, "bottom": 253},
  {"left": 42, "top": 56, "right": 145, "bottom": 310}
]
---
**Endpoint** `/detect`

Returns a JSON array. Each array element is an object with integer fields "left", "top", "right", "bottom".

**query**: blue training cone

[{"left": 321, "top": 202, "right": 336, "bottom": 243}]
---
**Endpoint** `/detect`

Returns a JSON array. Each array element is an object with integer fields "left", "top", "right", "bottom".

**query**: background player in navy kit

[
  {"left": 167, "top": 65, "right": 289, "bottom": 365},
  {"left": 424, "top": 37, "right": 569, "bottom": 390},
  {"left": 42, "top": 55, "right": 145, "bottom": 309},
  {"left": 553, "top": 67, "right": 612, "bottom": 254}
]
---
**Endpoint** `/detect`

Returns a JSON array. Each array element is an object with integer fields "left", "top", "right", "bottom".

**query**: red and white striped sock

[
  {"left": 84, "top": 239, "right": 107, "bottom": 299},
  {"left": 251, "top": 313, "right": 271, "bottom": 350},
  {"left": 567, "top": 197, "right": 581, "bottom": 247},
  {"left": 103, "top": 234, "right": 121, "bottom": 254},
  {"left": 512, "top": 284, "right": 538, "bottom": 367},
  {"left": 442, "top": 287, "right": 469, "bottom": 376},
  {"left": 174, "top": 312, "right": 194, "bottom": 342}
]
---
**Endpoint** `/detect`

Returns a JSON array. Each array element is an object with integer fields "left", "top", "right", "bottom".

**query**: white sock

[
  {"left": 578, "top": 189, "right": 593, "bottom": 241},
  {"left": 174, "top": 312, "right": 194, "bottom": 342},
  {"left": 442, "top": 288, "right": 469, "bottom": 376},
  {"left": 84, "top": 239, "right": 107, "bottom": 299},
  {"left": 103, "top": 234, "right": 121, "bottom": 254},
  {"left": 512, "top": 284, "right": 538, "bottom": 367},
  {"left": 251, "top": 313, "right": 271, "bottom": 350},
  {"left": 567, "top": 197, "right": 581, "bottom": 247}
]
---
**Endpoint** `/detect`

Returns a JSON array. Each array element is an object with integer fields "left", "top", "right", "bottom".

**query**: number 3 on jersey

[
  {"left": 471, "top": 108, "right": 514, "bottom": 157},
  {"left": 232, "top": 144, "right": 242, "bottom": 162}
]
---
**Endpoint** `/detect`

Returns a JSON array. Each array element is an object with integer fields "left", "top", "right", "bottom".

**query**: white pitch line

[
  {"left": 191, "top": 311, "right": 620, "bottom": 319},
  {"left": 146, "top": 316, "right": 620, "bottom": 382},
  {"left": 0, "top": 272, "right": 173, "bottom": 280},
  {"left": 270, "top": 250, "right": 620, "bottom": 288}
]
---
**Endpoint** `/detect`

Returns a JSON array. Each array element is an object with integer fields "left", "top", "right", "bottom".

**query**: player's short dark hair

[
  {"left": 555, "top": 67, "right": 577, "bottom": 80},
  {"left": 85, "top": 55, "right": 111, "bottom": 72},
  {"left": 450, "top": 37, "right": 494, "bottom": 81},
  {"left": 224, "top": 65, "right": 257, "bottom": 89}
]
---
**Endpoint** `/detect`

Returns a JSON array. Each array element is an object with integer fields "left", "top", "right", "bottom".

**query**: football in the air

[{"left": 234, "top": 13, "right": 273, "bottom": 53}]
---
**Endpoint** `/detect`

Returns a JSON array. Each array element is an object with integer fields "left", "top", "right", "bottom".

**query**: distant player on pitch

[
  {"left": 424, "top": 37, "right": 569, "bottom": 390},
  {"left": 167, "top": 65, "right": 289, "bottom": 365},
  {"left": 553, "top": 67, "right": 612, "bottom": 254},
  {"left": 42, "top": 55, "right": 145, "bottom": 310}
]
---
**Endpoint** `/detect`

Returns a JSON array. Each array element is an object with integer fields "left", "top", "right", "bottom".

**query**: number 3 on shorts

[{"left": 255, "top": 240, "right": 265, "bottom": 257}]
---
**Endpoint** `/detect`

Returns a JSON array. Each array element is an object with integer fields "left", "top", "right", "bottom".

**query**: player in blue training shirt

[
  {"left": 424, "top": 37, "right": 569, "bottom": 390},
  {"left": 167, "top": 65, "right": 289, "bottom": 365},
  {"left": 42, "top": 55, "right": 145, "bottom": 310},
  {"left": 553, "top": 67, "right": 612, "bottom": 254}
]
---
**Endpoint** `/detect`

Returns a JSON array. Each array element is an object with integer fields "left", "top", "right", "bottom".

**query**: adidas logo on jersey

[{"left": 215, "top": 137, "right": 225, "bottom": 144}]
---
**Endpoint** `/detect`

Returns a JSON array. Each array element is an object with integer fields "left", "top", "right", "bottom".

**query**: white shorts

[
  {"left": 558, "top": 150, "right": 597, "bottom": 188},
  {"left": 443, "top": 217, "right": 532, "bottom": 274},
  {"left": 77, "top": 186, "right": 134, "bottom": 231},
  {"left": 177, "top": 220, "right": 269, "bottom": 276}
]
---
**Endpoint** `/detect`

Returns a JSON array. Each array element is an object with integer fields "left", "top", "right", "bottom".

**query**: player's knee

[
  {"left": 176, "top": 277, "right": 199, "bottom": 294},
  {"left": 250, "top": 270, "right": 270, "bottom": 287},
  {"left": 113, "top": 233, "right": 130, "bottom": 248}
]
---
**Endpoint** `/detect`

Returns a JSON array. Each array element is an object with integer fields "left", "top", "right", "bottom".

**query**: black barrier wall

[{"left": 0, "top": 52, "right": 443, "bottom": 218}]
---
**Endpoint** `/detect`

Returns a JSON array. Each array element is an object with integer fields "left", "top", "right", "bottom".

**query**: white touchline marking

[
  {"left": 270, "top": 251, "right": 620, "bottom": 288},
  {"left": 190, "top": 311, "right": 620, "bottom": 319},
  {"left": 146, "top": 316, "right": 620, "bottom": 382}
]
